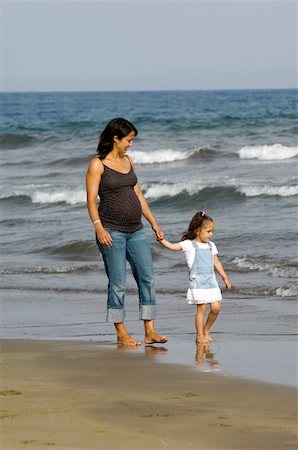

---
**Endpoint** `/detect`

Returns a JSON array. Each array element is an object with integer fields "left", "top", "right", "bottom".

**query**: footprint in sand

[
  {"left": 0, "top": 389, "right": 22, "bottom": 396},
  {"left": 0, "top": 412, "right": 16, "bottom": 419},
  {"left": 21, "top": 440, "right": 56, "bottom": 446},
  {"left": 184, "top": 392, "right": 199, "bottom": 398}
]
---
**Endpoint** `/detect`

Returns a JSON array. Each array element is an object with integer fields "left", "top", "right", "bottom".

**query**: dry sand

[{"left": 1, "top": 339, "right": 297, "bottom": 450}]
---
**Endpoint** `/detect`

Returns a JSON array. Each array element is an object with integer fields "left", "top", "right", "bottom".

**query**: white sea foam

[
  {"left": 238, "top": 144, "right": 298, "bottom": 160},
  {"left": 238, "top": 185, "right": 298, "bottom": 197},
  {"left": 232, "top": 257, "right": 298, "bottom": 278},
  {"left": 130, "top": 148, "right": 199, "bottom": 164},
  {"left": 0, "top": 184, "right": 51, "bottom": 200},
  {"left": 275, "top": 287, "right": 298, "bottom": 298},
  {"left": 144, "top": 181, "right": 297, "bottom": 200},
  {"left": 143, "top": 182, "right": 204, "bottom": 200},
  {"left": 31, "top": 189, "right": 86, "bottom": 205}
]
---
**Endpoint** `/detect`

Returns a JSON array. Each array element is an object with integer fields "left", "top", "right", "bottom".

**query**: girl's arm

[
  {"left": 134, "top": 183, "right": 164, "bottom": 239},
  {"left": 214, "top": 255, "right": 232, "bottom": 289},
  {"left": 159, "top": 238, "right": 182, "bottom": 252},
  {"left": 86, "top": 158, "right": 112, "bottom": 247}
]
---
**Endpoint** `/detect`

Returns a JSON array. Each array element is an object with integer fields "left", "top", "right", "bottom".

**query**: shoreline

[
  {"left": 1, "top": 339, "right": 297, "bottom": 450},
  {"left": 2, "top": 330, "right": 296, "bottom": 388},
  {"left": 2, "top": 289, "right": 297, "bottom": 388}
]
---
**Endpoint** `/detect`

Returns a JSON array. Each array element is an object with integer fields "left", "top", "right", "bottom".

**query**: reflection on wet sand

[
  {"left": 115, "top": 340, "right": 220, "bottom": 373},
  {"left": 116, "top": 342, "right": 168, "bottom": 357},
  {"left": 195, "top": 342, "right": 220, "bottom": 372},
  {"left": 144, "top": 345, "right": 168, "bottom": 357}
]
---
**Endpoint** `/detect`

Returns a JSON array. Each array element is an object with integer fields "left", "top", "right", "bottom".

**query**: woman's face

[{"left": 114, "top": 131, "right": 135, "bottom": 155}]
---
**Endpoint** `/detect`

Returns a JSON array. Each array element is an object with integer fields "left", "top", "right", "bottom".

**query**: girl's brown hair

[{"left": 182, "top": 211, "right": 214, "bottom": 241}]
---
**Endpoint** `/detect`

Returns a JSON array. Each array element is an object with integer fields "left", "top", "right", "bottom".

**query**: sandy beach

[{"left": 1, "top": 339, "right": 297, "bottom": 450}]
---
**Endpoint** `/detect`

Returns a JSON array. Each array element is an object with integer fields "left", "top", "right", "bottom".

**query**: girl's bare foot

[
  {"left": 196, "top": 335, "right": 207, "bottom": 344},
  {"left": 117, "top": 334, "right": 141, "bottom": 346},
  {"left": 204, "top": 329, "right": 212, "bottom": 342}
]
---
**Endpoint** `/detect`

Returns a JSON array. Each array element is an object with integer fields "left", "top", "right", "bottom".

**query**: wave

[
  {"left": 0, "top": 186, "right": 86, "bottom": 205},
  {"left": 1, "top": 180, "right": 296, "bottom": 207},
  {"left": 129, "top": 148, "right": 205, "bottom": 164},
  {"left": 232, "top": 256, "right": 298, "bottom": 278},
  {"left": 143, "top": 182, "right": 297, "bottom": 202},
  {"left": 0, "top": 147, "right": 214, "bottom": 169},
  {"left": 238, "top": 185, "right": 298, "bottom": 197},
  {"left": 0, "top": 264, "right": 97, "bottom": 275},
  {"left": 143, "top": 182, "right": 202, "bottom": 200},
  {"left": 31, "top": 189, "right": 86, "bottom": 205},
  {"left": 238, "top": 144, "right": 298, "bottom": 160},
  {"left": 0, "top": 133, "right": 37, "bottom": 149},
  {"left": 43, "top": 241, "right": 98, "bottom": 260},
  {"left": 235, "top": 286, "right": 298, "bottom": 298},
  {"left": 275, "top": 287, "right": 298, "bottom": 298}
]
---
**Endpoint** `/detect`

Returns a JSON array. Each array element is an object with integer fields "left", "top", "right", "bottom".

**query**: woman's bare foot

[
  {"left": 144, "top": 332, "right": 168, "bottom": 345},
  {"left": 143, "top": 320, "right": 168, "bottom": 344},
  {"left": 117, "top": 334, "right": 141, "bottom": 346}
]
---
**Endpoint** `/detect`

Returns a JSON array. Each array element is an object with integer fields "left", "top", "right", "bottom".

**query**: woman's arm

[
  {"left": 86, "top": 158, "right": 112, "bottom": 247},
  {"left": 214, "top": 255, "right": 231, "bottom": 289},
  {"left": 159, "top": 238, "right": 182, "bottom": 252}
]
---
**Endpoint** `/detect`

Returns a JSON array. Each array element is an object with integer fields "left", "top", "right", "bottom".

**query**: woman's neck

[{"left": 104, "top": 151, "right": 124, "bottom": 162}]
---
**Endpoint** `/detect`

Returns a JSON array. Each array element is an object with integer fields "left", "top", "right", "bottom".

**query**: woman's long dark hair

[
  {"left": 96, "top": 118, "right": 138, "bottom": 159},
  {"left": 182, "top": 211, "right": 214, "bottom": 241}
]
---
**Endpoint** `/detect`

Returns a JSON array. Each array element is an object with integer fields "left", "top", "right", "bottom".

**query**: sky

[{"left": 0, "top": 0, "right": 297, "bottom": 92}]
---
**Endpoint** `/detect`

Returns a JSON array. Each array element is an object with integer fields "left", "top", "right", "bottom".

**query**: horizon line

[{"left": 0, "top": 87, "right": 297, "bottom": 95}]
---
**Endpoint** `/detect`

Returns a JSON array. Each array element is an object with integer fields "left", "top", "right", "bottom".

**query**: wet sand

[{"left": 1, "top": 339, "right": 297, "bottom": 450}]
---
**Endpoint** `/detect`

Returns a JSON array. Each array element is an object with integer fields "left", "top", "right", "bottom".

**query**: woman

[{"left": 86, "top": 118, "right": 167, "bottom": 346}]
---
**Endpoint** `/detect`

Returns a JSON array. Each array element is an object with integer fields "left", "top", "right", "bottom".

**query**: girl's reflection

[{"left": 195, "top": 342, "right": 220, "bottom": 371}]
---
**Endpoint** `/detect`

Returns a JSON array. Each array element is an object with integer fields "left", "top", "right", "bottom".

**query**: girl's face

[
  {"left": 114, "top": 131, "right": 135, "bottom": 155},
  {"left": 196, "top": 221, "right": 214, "bottom": 243}
]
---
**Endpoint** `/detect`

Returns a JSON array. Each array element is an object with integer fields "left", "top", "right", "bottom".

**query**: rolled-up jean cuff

[
  {"left": 139, "top": 304, "right": 157, "bottom": 320},
  {"left": 107, "top": 308, "right": 125, "bottom": 323}
]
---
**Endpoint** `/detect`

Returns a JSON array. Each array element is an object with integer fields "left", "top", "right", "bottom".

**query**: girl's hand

[
  {"left": 152, "top": 225, "right": 165, "bottom": 240},
  {"left": 96, "top": 227, "right": 113, "bottom": 247},
  {"left": 222, "top": 277, "right": 232, "bottom": 290}
]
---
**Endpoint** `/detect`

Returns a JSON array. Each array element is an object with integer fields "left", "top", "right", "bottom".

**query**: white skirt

[{"left": 187, "top": 287, "right": 222, "bottom": 304}]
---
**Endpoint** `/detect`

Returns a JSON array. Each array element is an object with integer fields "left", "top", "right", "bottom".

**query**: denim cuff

[
  {"left": 106, "top": 308, "right": 125, "bottom": 323},
  {"left": 139, "top": 304, "right": 157, "bottom": 320}
]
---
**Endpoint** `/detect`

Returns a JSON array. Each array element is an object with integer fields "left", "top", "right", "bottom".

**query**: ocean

[{"left": 1, "top": 89, "right": 297, "bottom": 386}]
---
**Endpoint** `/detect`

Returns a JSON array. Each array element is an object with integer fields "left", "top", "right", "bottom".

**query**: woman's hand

[
  {"left": 152, "top": 224, "right": 165, "bottom": 241},
  {"left": 96, "top": 226, "right": 113, "bottom": 247}
]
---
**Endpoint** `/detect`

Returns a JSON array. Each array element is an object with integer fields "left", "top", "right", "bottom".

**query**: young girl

[{"left": 159, "top": 211, "right": 231, "bottom": 344}]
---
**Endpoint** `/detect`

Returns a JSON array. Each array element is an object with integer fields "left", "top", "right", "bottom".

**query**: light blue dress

[{"left": 187, "top": 241, "right": 222, "bottom": 304}]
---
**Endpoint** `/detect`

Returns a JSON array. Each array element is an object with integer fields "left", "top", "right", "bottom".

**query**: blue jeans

[{"left": 96, "top": 227, "right": 157, "bottom": 323}]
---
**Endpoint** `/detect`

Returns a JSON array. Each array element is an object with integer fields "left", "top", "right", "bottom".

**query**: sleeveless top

[{"left": 98, "top": 158, "right": 143, "bottom": 233}]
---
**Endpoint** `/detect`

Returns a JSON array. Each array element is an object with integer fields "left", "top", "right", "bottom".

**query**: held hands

[{"left": 152, "top": 224, "right": 165, "bottom": 241}]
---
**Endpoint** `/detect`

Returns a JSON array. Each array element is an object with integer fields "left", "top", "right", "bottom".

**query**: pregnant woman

[{"left": 86, "top": 118, "right": 168, "bottom": 346}]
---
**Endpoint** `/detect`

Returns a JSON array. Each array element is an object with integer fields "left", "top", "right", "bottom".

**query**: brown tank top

[{"left": 98, "top": 159, "right": 143, "bottom": 232}]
